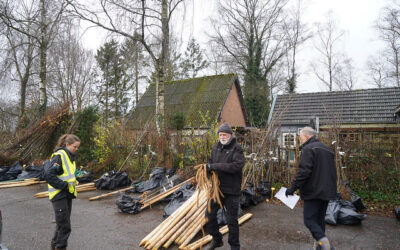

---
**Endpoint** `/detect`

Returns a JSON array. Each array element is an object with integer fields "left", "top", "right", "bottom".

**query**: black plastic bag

[
  {"left": 94, "top": 170, "right": 131, "bottom": 190},
  {"left": 337, "top": 207, "right": 366, "bottom": 225},
  {"left": 126, "top": 179, "right": 144, "bottom": 193},
  {"left": 350, "top": 193, "right": 366, "bottom": 212},
  {"left": 0, "top": 166, "right": 11, "bottom": 180},
  {"left": 344, "top": 180, "right": 366, "bottom": 211},
  {"left": 76, "top": 170, "right": 93, "bottom": 183},
  {"left": 0, "top": 162, "right": 23, "bottom": 181},
  {"left": 340, "top": 200, "right": 356, "bottom": 210},
  {"left": 325, "top": 200, "right": 341, "bottom": 225},
  {"left": 240, "top": 182, "right": 257, "bottom": 207},
  {"left": 116, "top": 194, "right": 143, "bottom": 214},
  {"left": 135, "top": 167, "right": 168, "bottom": 193},
  {"left": 255, "top": 181, "right": 271, "bottom": 203},
  {"left": 17, "top": 164, "right": 45, "bottom": 180},
  {"left": 163, "top": 182, "right": 195, "bottom": 218},
  {"left": 395, "top": 205, "right": 400, "bottom": 220}
]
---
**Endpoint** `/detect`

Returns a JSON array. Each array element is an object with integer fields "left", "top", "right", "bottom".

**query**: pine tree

[
  {"left": 178, "top": 38, "right": 209, "bottom": 79},
  {"left": 95, "top": 40, "right": 126, "bottom": 122}
]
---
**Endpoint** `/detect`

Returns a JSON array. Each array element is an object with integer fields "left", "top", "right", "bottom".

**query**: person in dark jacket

[
  {"left": 286, "top": 127, "right": 337, "bottom": 250},
  {"left": 44, "top": 134, "right": 80, "bottom": 250},
  {"left": 204, "top": 123, "right": 245, "bottom": 250}
]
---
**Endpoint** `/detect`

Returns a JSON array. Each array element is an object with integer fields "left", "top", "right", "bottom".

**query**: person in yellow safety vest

[{"left": 44, "top": 134, "right": 80, "bottom": 250}]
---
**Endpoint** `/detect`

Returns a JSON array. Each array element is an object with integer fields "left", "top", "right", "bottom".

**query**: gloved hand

[{"left": 285, "top": 187, "right": 295, "bottom": 197}]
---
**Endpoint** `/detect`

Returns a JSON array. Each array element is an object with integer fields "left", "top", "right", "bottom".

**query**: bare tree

[
  {"left": 283, "top": 0, "right": 311, "bottom": 93},
  {"left": 366, "top": 55, "right": 388, "bottom": 88},
  {"left": 67, "top": 0, "right": 185, "bottom": 133},
  {"left": 0, "top": 0, "right": 39, "bottom": 127},
  {"left": 376, "top": 0, "right": 400, "bottom": 87},
  {"left": 38, "top": 0, "right": 68, "bottom": 115},
  {"left": 209, "top": 0, "right": 290, "bottom": 127},
  {"left": 0, "top": 0, "right": 69, "bottom": 116},
  {"left": 47, "top": 20, "right": 97, "bottom": 112},
  {"left": 311, "top": 11, "right": 345, "bottom": 91},
  {"left": 335, "top": 56, "right": 356, "bottom": 90}
]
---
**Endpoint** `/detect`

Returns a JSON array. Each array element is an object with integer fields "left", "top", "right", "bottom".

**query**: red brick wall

[{"left": 220, "top": 84, "right": 247, "bottom": 127}]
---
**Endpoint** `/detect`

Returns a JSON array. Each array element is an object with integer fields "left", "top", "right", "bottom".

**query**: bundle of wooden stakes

[
  {"left": 34, "top": 182, "right": 96, "bottom": 198},
  {"left": 139, "top": 164, "right": 227, "bottom": 250},
  {"left": 0, "top": 178, "right": 46, "bottom": 189}
]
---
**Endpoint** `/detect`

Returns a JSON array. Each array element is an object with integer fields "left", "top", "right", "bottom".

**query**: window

[
  {"left": 282, "top": 133, "right": 296, "bottom": 148},
  {"left": 339, "top": 133, "right": 360, "bottom": 143}
]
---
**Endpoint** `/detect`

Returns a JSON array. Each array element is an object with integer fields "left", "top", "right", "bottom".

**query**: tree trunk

[
  {"left": 39, "top": 0, "right": 48, "bottom": 115},
  {"left": 155, "top": 0, "right": 169, "bottom": 134},
  {"left": 135, "top": 44, "right": 139, "bottom": 106}
]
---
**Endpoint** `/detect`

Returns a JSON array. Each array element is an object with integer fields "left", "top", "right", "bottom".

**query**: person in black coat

[
  {"left": 286, "top": 127, "right": 337, "bottom": 250},
  {"left": 204, "top": 123, "right": 245, "bottom": 250}
]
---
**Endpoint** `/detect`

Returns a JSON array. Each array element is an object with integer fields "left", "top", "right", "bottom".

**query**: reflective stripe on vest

[{"left": 47, "top": 149, "right": 77, "bottom": 200}]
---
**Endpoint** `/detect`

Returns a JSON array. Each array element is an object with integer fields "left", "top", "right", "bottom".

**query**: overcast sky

[{"left": 82, "top": 0, "right": 388, "bottom": 93}]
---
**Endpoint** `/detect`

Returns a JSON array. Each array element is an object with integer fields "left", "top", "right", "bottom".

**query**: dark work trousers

[
  {"left": 51, "top": 198, "right": 73, "bottom": 248},
  {"left": 303, "top": 199, "right": 329, "bottom": 241},
  {"left": 205, "top": 193, "right": 240, "bottom": 250}
]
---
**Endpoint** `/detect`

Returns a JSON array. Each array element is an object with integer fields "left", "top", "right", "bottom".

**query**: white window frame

[{"left": 282, "top": 133, "right": 297, "bottom": 148}]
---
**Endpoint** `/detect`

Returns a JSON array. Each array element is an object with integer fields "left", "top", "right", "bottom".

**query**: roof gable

[
  {"left": 127, "top": 74, "right": 246, "bottom": 129},
  {"left": 269, "top": 87, "right": 400, "bottom": 126}
]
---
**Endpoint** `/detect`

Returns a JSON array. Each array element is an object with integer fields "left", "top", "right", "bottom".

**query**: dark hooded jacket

[
  {"left": 44, "top": 147, "right": 77, "bottom": 202},
  {"left": 208, "top": 136, "right": 245, "bottom": 195},
  {"left": 290, "top": 136, "right": 337, "bottom": 200}
]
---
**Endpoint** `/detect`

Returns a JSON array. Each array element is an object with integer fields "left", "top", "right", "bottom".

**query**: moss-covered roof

[{"left": 127, "top": 73, "right": 240, "bottom": 129}]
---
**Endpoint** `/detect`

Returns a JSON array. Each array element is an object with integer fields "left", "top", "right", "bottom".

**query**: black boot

[{"left": 205, "top": 239, "right": 223, "bottom": 250}]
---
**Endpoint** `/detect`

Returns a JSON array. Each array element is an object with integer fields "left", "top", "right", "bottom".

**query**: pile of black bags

[
  {"left": 135, "top": 167, "right": 175, "bottom": 193},
  {"left": 325, "top": 193, "right": 367, "bottom": 225},
  {"left": 240, "top": 181, "right": 271, "bottom": 208},
  {"left": 94, "top": 170, "right": 131, "bottom": 190},
  {"left": 116, "top": 194, "right": 143, "bottom": 214},
  {"left": 0, "top": 162, "right": 23, "bottom": 181},
  {"left": 17, "top": 164, "right": 45, "bottom": 180}
]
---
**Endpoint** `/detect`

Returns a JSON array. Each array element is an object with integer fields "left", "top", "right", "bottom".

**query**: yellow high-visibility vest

[{"left": 47, "top": 149, "right": 77, "bottom": 200}]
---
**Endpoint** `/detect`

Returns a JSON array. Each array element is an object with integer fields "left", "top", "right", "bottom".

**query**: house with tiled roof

[
  {"left": 268, "top": 87, "right": 400, "bottom": 161},
  {"left": 127, "top": 73, "right": 249, "bottom": 130}
]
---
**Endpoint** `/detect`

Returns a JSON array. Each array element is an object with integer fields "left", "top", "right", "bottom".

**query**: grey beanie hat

[{"left": 217, "top": 123, "right": 233, "bottom": 134}]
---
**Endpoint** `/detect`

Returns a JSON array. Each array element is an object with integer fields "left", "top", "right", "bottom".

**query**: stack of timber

[
  {"left": 140, "top": 189, "right": 207, "bottom": 250},
  {"left": 140, "top": 165, "right": 230, "bottom": 249},
  {"left": 0, "top": 178, "right": 46, "bottom": 189},
  {"left": 34, "top": 182, "right": 96, "bottom": 198},
  {"left": 183, "top": 213, "right": 253, "bottom": 250}
]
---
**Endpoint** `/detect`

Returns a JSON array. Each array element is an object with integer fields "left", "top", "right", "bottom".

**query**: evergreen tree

[
  {"left": 178, "top": 38, "right": 209, "bottom": 79},
  {"left": 244, "top": 26, "right": 270, "bottom": 127},
  {"left": 95, "top": 40, "right": 126, "bottom": 122}
]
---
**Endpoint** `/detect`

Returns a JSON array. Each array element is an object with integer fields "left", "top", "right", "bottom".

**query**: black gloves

[{"left": 285, "top": 187, "right": 295, "bottom": 197}]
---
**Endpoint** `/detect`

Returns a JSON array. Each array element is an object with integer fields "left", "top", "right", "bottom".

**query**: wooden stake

[
  {"left": 162, "top": 197, "right": 207, "bottom": 249},
  {"left": 0, "top": 180, "right": 46, "bottom": 189},
  {"left": 141, "top": 177, "right": 194, "bottom": 209},
  {"left": 183, "top": 213, "right": 253, "bottom": 250},
  {"left": 142, "top": 190, "right": 203, "bottom": 249},
  {"left": 88, "top": 186, "right": 133, "bottom": 201}
]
